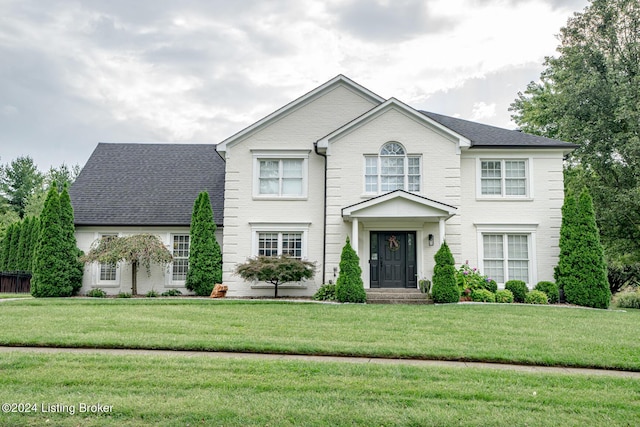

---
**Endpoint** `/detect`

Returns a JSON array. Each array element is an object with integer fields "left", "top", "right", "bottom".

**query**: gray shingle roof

[
  {"left": 70, "top": 143, "right": 225, "bottom": 226},
  {"left": 421, "top": 111, "right": 577, "bottom": 149}
]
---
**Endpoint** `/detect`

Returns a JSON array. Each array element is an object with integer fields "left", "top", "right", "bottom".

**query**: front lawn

[
  {"left": 0, "top": 351, "right": 638, "bottom": 427},
  {"left": 0, "top": 299, "right": 639, "bottom": 370}
]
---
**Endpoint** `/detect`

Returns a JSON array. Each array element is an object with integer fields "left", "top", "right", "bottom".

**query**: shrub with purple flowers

[{"left": 455, "top": 262, "right": 497, "bottom": 293}]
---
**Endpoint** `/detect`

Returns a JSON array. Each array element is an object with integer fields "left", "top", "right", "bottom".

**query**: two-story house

[{"left": 71, "top": 75, "right": 575, "bottom": 296}]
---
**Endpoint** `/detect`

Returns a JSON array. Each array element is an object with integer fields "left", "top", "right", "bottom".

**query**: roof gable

[
  {"left": 216, "top": 75, "right": 385, "bottom": 154},
  {"left": 316, "top": 98, "right": 471, "bottom": 152},
  {"left": 342, "top": 190, "right": 457, "bottom": 221},
  {"left": 70, "top": 143, "right": 225, "bottom": 226}
]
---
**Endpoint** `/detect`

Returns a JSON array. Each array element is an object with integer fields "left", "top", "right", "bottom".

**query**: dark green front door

[{"left": 369, "top": 231, "right": 417, "bottom": 288}]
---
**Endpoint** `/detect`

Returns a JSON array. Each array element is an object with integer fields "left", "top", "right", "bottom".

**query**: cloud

[{"left": 332, "top": 0, "right": 454, "bottom": 41}]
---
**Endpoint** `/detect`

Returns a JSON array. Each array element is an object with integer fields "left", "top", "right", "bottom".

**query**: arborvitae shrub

[
  {"left": 525, "top": 290, "right": 549, "bottom": 305},
  {"left": 335, "top": 237, "right": 366, "bottom": 303},
  {"left": 471, "top": 288, "right": 495, "bottom": 302},
  {"left": 60, "top": 185, "right": 84, "bottom": 294},
  {"left": 556, "top": 190, "right": 610, "bottom": 308},
  {"left": 431, "top": 241, "right": 460, "bottom": 303},
  {"left": 505, "top": 280, "right": 528, "bottom": 303},
  {"left": 495, "top": 289, "right": 514, "bottom": 303},
  {"left": 31, "top": 184, "right": 72, "bottom": 297},
  {"left": 535, "top": 281, "right": 559, "bottom": 304},
  {"left": 186, "top": 192, "right": 223, "bottom": 296}
]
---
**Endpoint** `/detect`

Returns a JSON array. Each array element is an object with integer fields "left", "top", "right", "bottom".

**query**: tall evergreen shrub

[
  {"left": 31, "top": 184, "right": 72, "bottom": 297},
  {"left": 16, "top": 218, "right": 31, "bottom": 271},
  {"left": 2, "top": 223, "right": 18, "bottom": 270},
  {"left": 560, "top": 189, "right": 610, "bottom": 308},
  {"left": 554, "top": 192, "right": 578, "bottom": 294},
  {"left": 186, "top": 191, "right": 222, "bottom": 296},
  {"left": 59, "top": 184, "right": 84, "bottom": 293},
  {"left": 431, "top": 241, "right": 460, "bottom": 303},
  {"left": 29, "top": 217, "right": 40, "bottom": 272},
  {"left": 335, "top": 237, "right": 366, "bottom": 303}
]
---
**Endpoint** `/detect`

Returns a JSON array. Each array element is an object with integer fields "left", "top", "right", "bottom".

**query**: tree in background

[
  {"left": 235, "top": 255, "right": 316, "bottom": 298},
  {"left": 82, "top": 234, "right": 173, "bottom": 295},
  {"left": 186, "top": 192, "right": 222, "bottom": 296},
  {"left": 31, "top": 184, "right": 72, "bottom": 297},
  {"left": 335, "top": 237, "right": 366, "bottom": 303},
  {"left": 510, "top": 0, "right": 640, "bottom": 265},
  {"left": 557, "top": 189, "right": 610, "bottom": 308},
  {"left": 431, "top": 241, "right": 459, "bottom": 304},
  {"left": 59, "top": 184, "right": 84, "bottom": 294},
  {"left": 0, "top": 156, "right": 43, "bottom": 219}
]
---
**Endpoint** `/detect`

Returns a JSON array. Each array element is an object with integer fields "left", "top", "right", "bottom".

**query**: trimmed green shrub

[
  {"left": 116, "top": 292, "right": 132, "bottom": 298},
  {"left": 431, "top": 241, "right": 460, "bottom": 303},
  {"left": 525, "top": 290, "right": 549, "bottom": 304},
  {"left": 535, "top": 281, "right": 559, "bottom": 304},
  {"left": 59, "top": 184, "right": 84, "bottom": 294},
  {"left": 505, "top": 280, "right": 528, "bottom": 303},
  {"left": 556, "top": 189, "right": 610, "bottom": 308},
  {"left": 86, "top": 288, "right": 107, "bottom": 298},
  {"left": 615, "top": 288, "right": 640, "bottom": 309},
  {"left": 186, "top": 191, "right": 223, "bottom": 297},
  {"left": 495, "top": 289, "right": 514, "bottom": 303},
  {"left": 335, "top": 237, "right": 366, "bottom": 303},
  {"left": 313, "top": 284, "right": 336, "bottom": 301},
  {"left": 471, "top": 288, "right": 495, "bottom": 303},
  {"left": 31, "top": 184, "right": 73, "bottom": 297},
  {"left": 161, "top": 289, "right": 182, "bottom": 296}
]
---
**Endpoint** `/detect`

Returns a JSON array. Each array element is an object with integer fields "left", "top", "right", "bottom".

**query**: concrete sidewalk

[{"left": 1, "top": 345, "right": 639, "bottom": 379}]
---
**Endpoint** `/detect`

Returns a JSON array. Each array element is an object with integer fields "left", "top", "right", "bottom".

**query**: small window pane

[
  {"left": 481, "top": 161, "right": 501, "bottom": 178},
  {"left": 282, "top": 233, "right": 302, "bottom": 259},
  {"left": 380, "top": 142, "right": 405, "bottom": 155},
  {"left": 505, "top": 161, "right": 525, "bottom": 178},
  {"left": 258, "top": 233, "right": 279, "bottom": 257}
]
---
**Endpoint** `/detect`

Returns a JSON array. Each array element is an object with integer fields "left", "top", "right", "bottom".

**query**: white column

[
  {"left": 352, "top": 218, "right": 359, "bottom": 256},
  {"left": 439, "top": 217, "right": 446, "bottom": 245}
]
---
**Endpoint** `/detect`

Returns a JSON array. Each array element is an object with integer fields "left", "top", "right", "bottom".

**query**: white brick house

[{"left": 72, "top": 75, "right": 575, "bottom": 296}]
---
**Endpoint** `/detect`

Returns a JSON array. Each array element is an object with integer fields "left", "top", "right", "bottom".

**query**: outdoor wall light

[{"left": 428, "top": 234, "right": 434, "bottom": 246}]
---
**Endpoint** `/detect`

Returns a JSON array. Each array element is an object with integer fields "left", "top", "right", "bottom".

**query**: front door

[{"left": 369, "top": 231, "right": 417, "bottom": 288}]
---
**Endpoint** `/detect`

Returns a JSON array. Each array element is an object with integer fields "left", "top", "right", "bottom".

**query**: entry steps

[{"left": 366, "top": 288, "right": 433, "bottom": 305}]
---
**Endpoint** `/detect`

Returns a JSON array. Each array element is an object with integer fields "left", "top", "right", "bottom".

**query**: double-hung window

[
  {"left": 480, "top": 159, "right": 528, "bottom": 197},
  {"left": 482, "top": 234, "right": 530, "bottom": 284},
  {"left": 253, "top": 151, "right": 309, "bottom": 198},
  {"left": 98, "top": 234, "right": 117, "bottom": 282},
  {"left": 172, "top": 235, "right": 190, "bottom": 281},
  {"left": 258, "top": 232, "right": 303, "bottom": 259},
  {"left": 365, "top": 142, "right": 421, "bottom": 194}
]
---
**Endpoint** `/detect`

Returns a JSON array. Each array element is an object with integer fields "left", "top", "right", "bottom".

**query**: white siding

[
  {"left": 75, "top": 225, "right": 222, "bottom": 296},
  {"left": 221, "top": 83, "right": 380, "bottom": 296}
]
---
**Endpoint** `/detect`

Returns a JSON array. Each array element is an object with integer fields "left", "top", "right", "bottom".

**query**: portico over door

[{"left": 369, "top": 231, "right": 417, "bottom": 288}]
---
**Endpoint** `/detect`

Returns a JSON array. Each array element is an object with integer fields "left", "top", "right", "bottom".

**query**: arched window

[{"left": 365, "top": 142, "right": 421, "bottom": 193}]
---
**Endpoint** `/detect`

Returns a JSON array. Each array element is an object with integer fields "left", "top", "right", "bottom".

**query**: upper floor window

[
  {"left": 480, "top": 159, "right": 528, "bottom": 197},
  {"left": 365, "top": 142, "right": 420, "bottom": 194},
  {"left": 253, "top": 151, "right": 309, "bottom": 198}
]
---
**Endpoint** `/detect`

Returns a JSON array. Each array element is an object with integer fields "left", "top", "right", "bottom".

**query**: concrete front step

[{"left": 366, "top": 289, "right": 433, "bottom": 304}]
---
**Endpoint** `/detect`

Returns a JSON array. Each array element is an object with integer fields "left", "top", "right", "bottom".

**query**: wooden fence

[{"left": 0, "top": 271, "right": 31, "bottom": 293}]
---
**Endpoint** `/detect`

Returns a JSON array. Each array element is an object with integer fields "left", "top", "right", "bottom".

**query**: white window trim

[
  {"left": 168, "top": 233, "right": 190, "bottom": 286},
  {"left": 95, "top": 233, "right": 121, "bottom": 287},
  {"left": 363, "top": 143, "right": 422, "bottom": 195},
  {"left": 248, "top": 223, "right": 311, "bottom": 289},
  {"left": 475, "top": 224, "right": 538, "bottom": 287},
  {"left": 252, "top": 150, "right": 310, "bottom": 200},
  {"left": 476, "top": 157, "right": 534, "bottom": 200}
]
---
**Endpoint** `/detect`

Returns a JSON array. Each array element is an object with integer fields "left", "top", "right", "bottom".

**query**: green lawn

[
  {"left": 0, "top": 298, "right": 639, "bottom": 370},
  {"left": 0, "top": 351, "right": 638, "bottom": 427},
  {"left": 0, "top": 293, "right": 32, "bottom": 299}
]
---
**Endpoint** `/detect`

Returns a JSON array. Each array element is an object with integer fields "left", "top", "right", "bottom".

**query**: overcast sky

[{"left": 1, "top": 0, "right": 589, "bottom": 171}]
